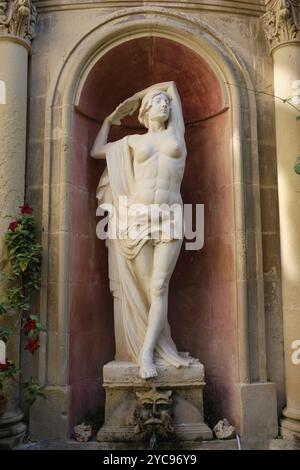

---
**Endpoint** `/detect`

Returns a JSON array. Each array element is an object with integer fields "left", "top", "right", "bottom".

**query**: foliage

[
  {"left": 0, "top": 360, "right": 18, "bottom": 393},
  {"left": 295, "top": 157, "right": 300, "bottom": 175},
  {"left": 23, "top": 377, "right": 46, "bottom": 405},
  {"left": 0, "top": 324, "right": 11, "bottom": 342},
  {"left": 0, "top": 205, "right": 46, "bottom": 404}
]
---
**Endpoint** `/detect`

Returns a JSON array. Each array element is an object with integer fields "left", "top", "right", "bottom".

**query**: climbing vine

[{"left": 0, "top": 205, "right": 45, "bottom": 402}]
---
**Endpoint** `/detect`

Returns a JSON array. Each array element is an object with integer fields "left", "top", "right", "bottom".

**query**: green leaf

[
  {"left": 19, "top": 261, "right": 28, "bottom": 272},
  {"left": 294, "top": 156, "right": 300, "bottom": 175},
  {"left": 36, "top": 322, "right": 46, "bottom": 332},
  {"left": 23, "top": 378, "right": 47, "bottom": 404},
  {"left": 29, "top": 315, "right": 40, "bottom": 321},
  {"left": 0, "top": 303, "right": 7, "bottom": 315},
  {"left": 0, "top": 325, "right": 11, "bottom": 340}
]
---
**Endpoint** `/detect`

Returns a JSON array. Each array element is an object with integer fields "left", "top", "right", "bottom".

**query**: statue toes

[{"left": 139, "top": 364, "right": 158, "bottom": 380}]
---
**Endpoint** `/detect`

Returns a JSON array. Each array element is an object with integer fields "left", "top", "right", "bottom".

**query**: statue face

[{"left": 147, "top": 93, "right": 170, "bottom": 124}]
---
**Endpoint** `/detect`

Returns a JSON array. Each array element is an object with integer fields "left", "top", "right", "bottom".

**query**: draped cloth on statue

[{"left": 96, "top": 136, "right": 190, "bottom": 367}]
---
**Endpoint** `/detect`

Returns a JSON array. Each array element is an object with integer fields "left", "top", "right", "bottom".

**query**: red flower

[
  {"left": 0, "top": 360, "right": 11, "bottom": 372},
  {"left": 8, "top": 220, "right": 20, "bottom": 231},
  {"left": 24, "top": 337, "right": 40, "bottom": 354},
  {"left": 19, "top": 204, "right": 33, "bottom": 215},
  {"left": 23, "top": 319, "right": 37, "bottom": 333}
]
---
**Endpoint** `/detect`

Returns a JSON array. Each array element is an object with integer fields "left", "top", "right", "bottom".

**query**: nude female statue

[{"left": 91, "top": 82, "right": 196, "bottom": 379}]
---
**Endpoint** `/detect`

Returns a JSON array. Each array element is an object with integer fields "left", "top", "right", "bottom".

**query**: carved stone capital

[
  {"left": 0, "top": 0, "right": 37, "bottom": 43},
  {"left": 263, "top": 0, "right": 300, "bottom": 52}
]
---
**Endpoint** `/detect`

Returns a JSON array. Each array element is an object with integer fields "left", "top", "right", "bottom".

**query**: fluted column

[
  {"left": 0, "top": 0, "right": 37, "bottom": 448},
  {"left": 263, "top": 0, "right": 300, "bottom": 441}
]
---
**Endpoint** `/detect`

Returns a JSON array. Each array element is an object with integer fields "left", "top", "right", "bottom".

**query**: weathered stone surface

[
  {"left": 213, "top": 418, "right": 236, "bottom": 440},
  {"left": 238, "top": 382, "right": 278, "bottom": 438},
  {"left": 0, "top": 0, "right": 37, "bottom": 43},
  {"left": 16, "top": 436, "right": 300, "bottom": 450},
  {"left": 73, "top": 423, "right": 92, "bottom": 442},
  {"left": 103, "top": 361, "right": 205, "bottom": 386},
  {"left": 263, "top": 0, "right": 300, "bottom": 51},
  {"left": 30, "top": 386, "right": 69, "bottom": 440},
  {"left": 97, "top": 361, "right": 212, "bottom": 442}
]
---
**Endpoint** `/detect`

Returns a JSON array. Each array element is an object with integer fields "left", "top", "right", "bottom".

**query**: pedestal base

[
  {"left": 237, "top": 382, "right": 278, "bottom": 438},
  {"left": 97, "top": 361, "right": 212, "bottom": 442},
  {"left": 0, "top": 408, "right": 26, "bottom": 449},
  {"left": 280, "top": 417, "right": 300, "bottom": 441}
]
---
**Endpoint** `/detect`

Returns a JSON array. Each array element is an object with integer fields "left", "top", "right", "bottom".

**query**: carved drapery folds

[
  {"left": 263, "top": 0, "right": 300, "bottom": 51},
  {"left": 0, "top": 0, "right": 37, "bottom": 42}
]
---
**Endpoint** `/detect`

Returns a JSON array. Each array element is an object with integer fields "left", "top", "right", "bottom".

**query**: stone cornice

[
  {"left": 0, "top": 0, "right": 37, "bottom": 43},
  {"left": 33, "top": 1, "right": 265, "bottom": 17},
  {"left": 262, "top": 0, "right": 300, "bottom": 52}
]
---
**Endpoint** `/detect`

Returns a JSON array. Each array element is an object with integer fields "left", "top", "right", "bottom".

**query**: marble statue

[{"left": 91, "top": 82, "right": 196, "bottom": 379}]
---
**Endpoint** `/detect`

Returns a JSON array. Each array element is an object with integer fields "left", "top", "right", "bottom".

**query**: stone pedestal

[
  {"left": 97, "top": 361, "right": 212, "bottom": 442},
  {"left": 0, "top": 409, "right": 26, "bottom": 450}
]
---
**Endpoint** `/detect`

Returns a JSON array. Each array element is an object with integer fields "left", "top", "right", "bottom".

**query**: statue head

[{"left": 138, "top": 90, "right": 172, "bottom": 129}]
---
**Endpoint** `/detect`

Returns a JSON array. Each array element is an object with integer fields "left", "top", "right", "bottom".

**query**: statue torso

[{"left": 128, "top": 129, "right": 186, "bottom": 206}]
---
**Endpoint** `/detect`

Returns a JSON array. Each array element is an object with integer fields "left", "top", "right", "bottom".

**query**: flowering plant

[
  {"left": 0, "top": 360, "right": 18, "bottom": 394},
  {"left": 0, "top": 204, "right": 45, "bottom": 403}
]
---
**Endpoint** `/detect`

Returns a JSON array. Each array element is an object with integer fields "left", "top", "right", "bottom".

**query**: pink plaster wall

[
  {"left": 69, "top": 37, "right": 238, "bottom": 431},
  {"left": 69, "top": 112, "right": 114, "bottom": 431}
]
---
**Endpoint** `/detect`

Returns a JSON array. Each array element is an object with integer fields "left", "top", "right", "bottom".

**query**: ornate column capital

[
  {"left": 263, "top": 0, "right": 300, "bottom": 52},
  {"left": 0, "top": 0, "right": 37, "bottom": 44}
]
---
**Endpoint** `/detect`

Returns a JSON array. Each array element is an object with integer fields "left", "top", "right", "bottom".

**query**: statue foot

[
  {"left": 139, "top": 363, "right": 158, "bottom": 379},
  {"left": 139, "top": 356, "right": 158, "bottom": 379}
]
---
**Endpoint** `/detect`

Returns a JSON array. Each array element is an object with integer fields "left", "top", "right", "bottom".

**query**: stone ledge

[
  {"left": 103, "top": 361, "right": 205, "bottom": 388},
  {"left": 18, "top": 437, "right": 300, "bottom": 450},
  {"left": 16, "top": 437, "right": 238, "bottom": 450},
  {"left": 34, "top": 1, "right": 266, "bottom": 17}
]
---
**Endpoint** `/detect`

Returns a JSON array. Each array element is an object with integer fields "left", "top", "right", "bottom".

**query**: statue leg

[
  {"left": 132, "top": 241, "right": 153, "bottom": 306},
  {"left": 139, "top": 239, "right": 182, "bottom": 379}
]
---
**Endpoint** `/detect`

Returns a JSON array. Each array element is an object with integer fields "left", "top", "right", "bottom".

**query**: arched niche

[
  {"left": 38, "top": 8, "right": 266, "bottom": 437},
  {"left": 71, "top": 36, "right": 234, "bottom": 429}
]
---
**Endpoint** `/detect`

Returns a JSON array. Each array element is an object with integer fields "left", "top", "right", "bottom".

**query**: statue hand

[{"left": 108, "top": 95, "right": 140, "bottom": 125}]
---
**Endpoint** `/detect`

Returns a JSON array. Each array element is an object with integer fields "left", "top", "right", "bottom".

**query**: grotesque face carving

[{"left": 134, "top": 387, "right": 174, "bottom": 445}]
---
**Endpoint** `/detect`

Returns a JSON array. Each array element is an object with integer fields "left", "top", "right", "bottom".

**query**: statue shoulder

[{"left": 128, "top": 133, "right": 145, "bottom": 149}]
